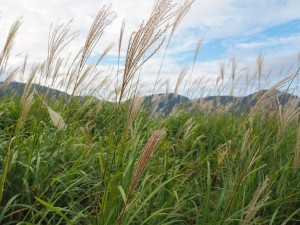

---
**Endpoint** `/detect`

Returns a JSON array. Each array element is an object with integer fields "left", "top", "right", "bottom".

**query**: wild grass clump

[{"left": 0, "top": 0, "right": 300, "bottom": 224}]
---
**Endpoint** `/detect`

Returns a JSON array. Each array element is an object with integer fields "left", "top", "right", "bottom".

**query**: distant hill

[
  {"left": 1, "top": 82, "right": 299, "bottom": 115},
  {"left": 188, "top": 89, "right": 299, "bottom": 114},
  {"left": 141, "top": 93, "right": 190, "bottom": 115},
  {"left": 141, "top": 90, "right": 299, "bottom": 115},
  {"left": 0, "top": 82, "right": 98, "bottom": 103},
  {"left": 0, "top": 82, "right": 69, "bottom": 99}
]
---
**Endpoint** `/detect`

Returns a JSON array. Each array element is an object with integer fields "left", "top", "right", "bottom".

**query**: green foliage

[
  {"left": 0, "top": 95, "right": 299, "bottom": 224},
  {"left": 0, "top": 1, "right": 299, "bottom": 223}
]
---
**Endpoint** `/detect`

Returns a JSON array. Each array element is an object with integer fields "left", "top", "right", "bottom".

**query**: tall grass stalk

[{"left": 0, "top": 1, "right": 300, "bottom": 225}]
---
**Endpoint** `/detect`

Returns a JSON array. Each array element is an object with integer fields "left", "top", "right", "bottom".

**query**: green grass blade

[{"left": 34, "top": 197, "right": 73, "bottom": 225}]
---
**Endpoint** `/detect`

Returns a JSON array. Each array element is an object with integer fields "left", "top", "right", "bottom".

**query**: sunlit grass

[{"left": 0, "top": 0, "right": 300, "bottom": 224}]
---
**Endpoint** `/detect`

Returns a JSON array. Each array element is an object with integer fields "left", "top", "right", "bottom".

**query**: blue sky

[
  {"left": 0, "top": 0, "right": 299, "bottom": 96},
  {"left": 172, "top": 19, "right": 300, "bottom": 63}
]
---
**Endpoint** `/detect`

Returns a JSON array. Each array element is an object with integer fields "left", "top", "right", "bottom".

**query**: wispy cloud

[{"left": 0, "top": 0, "right": 299, "bottom": 96}]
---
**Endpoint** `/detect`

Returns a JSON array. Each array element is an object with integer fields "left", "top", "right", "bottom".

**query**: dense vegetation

[
  {"left": 0, "top": 0, "right": 300, "bottom": 224},
  {"left": 0, "top": 93, "right": 299, "bottom": 224}
]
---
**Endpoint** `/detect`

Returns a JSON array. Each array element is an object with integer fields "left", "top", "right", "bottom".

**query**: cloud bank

[{"left": 0, "top": 0, "right": 299, "bottom": 96}]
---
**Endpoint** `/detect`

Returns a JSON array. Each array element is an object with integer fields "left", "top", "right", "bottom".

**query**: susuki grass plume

[
  {"left": 128, "top": 129, "right": 166, "bottom": 197},
  {"left": 293, "top": 119, "right": 300, "bottom": 174},
  {"left": 34, "top": 91, "right": 66, "bottom": 130},
  {"left": 186, "top": 39, "right": 202, "bottom": 97},
  {"left": 45, "top": 21, "right": 78, "bottom": 85},
  {"left": 173, "top": 65, "right": 189, "bottom": 98},
  {"left": 248, "top": 73, "right": 298, "bottom": 121},
  {"left": 126, "top": 96, "right": 144, "bottom": 136},
  {"left": 230, "top": 56, "right": 238, "bottom": 95},
  {"left": 22, "top": 64, "right": 40, "bottom": 100},
  {"left": 116, "top": 19, "right": 126, "bottom": 93},
  {"left": 118, "top": 0, "right": 185, "bottom": 105},
  {"left": 257, "top": 52, "right": 264, "bottom": 90},
  {"left": 15, "top": 92, "right": 34, "bottom": 132},
  {"left": 1, "top": 1, "right": 300, "bottom": 224},
  {"left": 70, "top": 5, "right": 115, "bottom": 100},
  {"left": 0, "top": 67, "right": 20, "bottom": 89},
  {"left": 165, "top": 78, "right": 170, "bottom": 98},
  {"left": 151, "top": 0, "right": 194, "bottom": 96},
  {"left": 19, "top": 54, "right": 28, "bottom": 82},
  {"left": 242, "top": 178, "right": 270, "bottom": 225},
  {"left": 0, "top": 19, "right": 22, "bottom": 76}
]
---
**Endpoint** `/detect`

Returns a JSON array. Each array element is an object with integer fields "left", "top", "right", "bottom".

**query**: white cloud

[{"left": 0, "top": 0, "right": 299, "bottom": 97}]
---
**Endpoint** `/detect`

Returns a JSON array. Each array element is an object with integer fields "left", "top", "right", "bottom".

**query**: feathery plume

[
  {"left": 0, "top": 19, "right": 22, "bottom": 76},
  {"left": 173, "top": 65, "right": 189, "bottom": 97},
  {"left": 47, "top": 107, "right": 66, "bottom": 131},
  {"left": 243, "top": 178, "right": 270, "bottom": 225},
  {"left": 128, "top": 129, "right": 166, "bottom": 197}
]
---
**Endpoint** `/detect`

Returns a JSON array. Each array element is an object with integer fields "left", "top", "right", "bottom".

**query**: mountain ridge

[{"left": 1, "top": 81, "right": 299, "bottom": 114}]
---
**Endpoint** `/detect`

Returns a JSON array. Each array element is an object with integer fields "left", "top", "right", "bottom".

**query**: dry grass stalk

[
  {"left": 37, "top": 61, "right": 46, "bottom": 85},
  {"left": 257, "top": 52, "right": 264, "bottom": 90},
  {"left": 173, "top": 65, "right": 189, "bottom": 97},
  {"left": 35, "top": 92, "right": 66, "bottom": 130},
  {"left": 87, "top": 74, "right": 111, "bottom": 96},
  {"left": 118, "top": 0, "right": 179, "bottom": 104},
  {"left": 0, "top": 19, "right": 22, "bottom": 76},
  {"left": 230, "top": 56, "right": 238, "bottom": 95},
  {"left": 200, "top": 100, "right": 214, "bottom": 113},
  {"left": 220, "top": 61, "right": 226, "bottom": 83},
  {"left": 212, "top": 141, "right": 233, "bottom": 184},
  {"left": 128, "top": 129, "right": 166, "bottom": 197},
  {"left": 63, "top": 49, "right": 82, "bottom": 91},
  {"left": 256, "top": 90, "right": 279, "bottom": 113},
  {"left": 92, "top": 42, "right": 115, "bottom": 72},
  {"left": 1, "top": 67, "right": 20, "bottom": 89},
  {"left": 45, "top": 21, "right": 78, "bottom": 85},
  {"left": 165, "top": 78, "right": 170, "bottom": 98},
  {"left": 240, "top": 129, "right": 252, "bottom": 159},
  {"left": 78, "top": 6, "right": 115, "bottom": 71},
  {"left": 231, "top": 56, "right": 237, "bottom": 82},
  {"left": 244, "top": 151, "right": 260, "bottom": 181},
  {"left": 241, "top": 68, "right": 251, "bottom": 96},
  {"left": 70, "top": 6, "right": 115, "bottom": 100},
  {"left": 217, "top": 146, "right": 229, "bottom": 167},
  {"left": 112, "top": 20, "right": 126, "bottom": 101},
  {"left": 189, "top": 77, "right": 204, "bottom": 99},
  {"left": 117, "top": 19, "right": 126, "bottom": 79},
  {"left": 151, "top": 0, "right": 193, "bottom": 97},
  {"left": 16, "top": 92, "right": 35, "bottom": 132},
  {"left": 275, "top": 97, "right": 300, "bottom": 152},
  {"left": 171, "top": 0, "right": 194, "bottom": 34},
  {"left": 182, "top": 118, "right": 198, "bottom": 144},
  {"left": 50, "top": 57, "right": 63, "bottom": 87},
  {"left": 242, "top": 177, "right": 270, "bottom": 225},
  {"left": 20, "top": 54, "right": 28, "bottom": 82},
  {"left": 72, "top": 64, "right": 94, "bottom": 95},
  {"left": 47, "top": 107, "right": 66, "bottom": 130},
  {"left": 65, "top": 67, "right": 78, "bottom": 93},
  {"left": 293, "top": 123, "right": 300, "bottom": 174},
  {"left": 154, "top": 78, "right": 166, "bottom": 94},
  {"left": 277, "top": 98, "right": 300, "bottom": 129},
  {"left": 118, "top": 19, "right": 126, "bottom": 63},
  {"left": 22, "top": 64, "right": 40, "bottom": 100},
  {"left": 248, "top": 74, "right": 297, "bottom": 120},
  {"left": 127, "top": 96, "right": 144, "bottom": 132},
  {"left": 73, "top": 53, "right": 114, "bottom": 97},
  {"left": 265, "top": 67, "right": 273, "bottom": 84},
  {"left": 186, "top": 38, "right": 202, "bottom": 96}
]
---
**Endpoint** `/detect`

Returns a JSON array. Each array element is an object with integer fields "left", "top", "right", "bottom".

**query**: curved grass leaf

[{"left": 34, "top": 197, "right": 73, "bottom": 225}]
